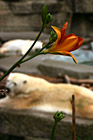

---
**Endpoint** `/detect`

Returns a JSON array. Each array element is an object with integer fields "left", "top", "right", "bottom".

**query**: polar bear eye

[
  {"left": 23, "top": 80, "right": 27, "bottom": 84},
  {"left": 13, "top": 82, "right": 17, "bottom": 86},
  {"left": 35, "top": 48, "right": 40, "bottom": 52}
]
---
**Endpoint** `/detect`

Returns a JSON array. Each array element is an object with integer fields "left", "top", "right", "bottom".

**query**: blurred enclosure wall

[{"left": 0, "top": 0, "right": 93, "bottom": 37}]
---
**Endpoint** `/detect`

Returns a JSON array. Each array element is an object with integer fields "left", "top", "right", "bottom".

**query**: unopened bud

[
  {"left": 41, "top": 5, "right": 48, "bottom": 24},
  {"left": 49, "top": 31, "right": 57, "bottom": 43},
  {"left": 53, "top": 111, "right": 65, "bottom": 123},
  {"left": 46, "top": 13, "right": 53, "bottom": 25}
]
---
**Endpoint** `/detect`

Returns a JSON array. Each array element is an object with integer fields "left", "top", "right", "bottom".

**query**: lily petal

[
  {"left": 69, "top": 37, "right": 84, "bottom": 52},
  {"left": 51, "top": 26, "right": 61, "bottom": 42},
  {"left": 61, "top": 22, "right": 68, "bottom": 38},
  {"left": 51, "top": 50, "right": 77, "bottom": 63},
  {"left": 78, "top": 37, "right": 84, "bottom": 48},
  {"left": 50, "top": 35, "right": 78, "bottom": 52},
  {"left": 65, "top": 33, "right": 77, "bottom": 38}
]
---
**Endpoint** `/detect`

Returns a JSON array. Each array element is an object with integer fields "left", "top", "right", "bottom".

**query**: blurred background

[
  {"left": 0, "top": 0, "right": 93, "bottom": 36},
  {"left": 0, "top": 0, "right": 93, "bottom": 75},
  {"left": 0, "top": 1, "right": 93, "bottom": 140}
]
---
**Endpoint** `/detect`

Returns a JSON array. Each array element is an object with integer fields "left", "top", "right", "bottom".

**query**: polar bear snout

[
  {"left": 6, "top": 80, "right": 16, "bottom": 89},
  {"left": 4, "top": 87, "right": 11, "bottom": 94},
  {"left": 5, "top": 80, "right": 17, "bottom": 96}
]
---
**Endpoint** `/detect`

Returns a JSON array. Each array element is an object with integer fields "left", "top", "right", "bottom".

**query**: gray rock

[
  {"left": 0, "top": 55, "right": 42, "bottom": 75},
  {"left": 25, "top": 137, "right": 49, "bottom": 140},
  {"left": 10, "top": 1, "right": 34, "bottom": 15},
  {"left": 0, "top": 0, "right": 72, "bottom": 34},
  {"left": 0, "top": 12, "right": 42, "bottom": 32},
  {"left": 0, "top": 53, "right": 93, "bottom": 79},
  {"left": 0, "top": 1, "right": 11, "bottom": 14},
  {"left": 38, "top": 59, "right": 93, "bottom": 79},
  {"left": 0, "top": 0, "right": 93, "bottom": 40},
  {"left": 10, "top": 1, "right": 70, "bottom": 15},
  {"left": 74, "top": 0, "right": 93, "bottom": 13},
  {"left": 0, "top": 108, "right": 93, "bottom": 140},
  {"left": 0, "top": 32, "right": 49, "bottom": 42}
]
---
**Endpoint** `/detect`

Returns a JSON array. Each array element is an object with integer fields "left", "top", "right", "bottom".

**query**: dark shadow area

[{"left": 0, "top": 133, "right": 24, "bottom": 140}]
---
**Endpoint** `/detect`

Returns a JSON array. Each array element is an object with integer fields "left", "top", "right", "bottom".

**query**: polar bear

[
  {"left": 0, "top": 39, "right": 43, "bottom": 55},
  {"left": 0, "top": 72, "right": 93, "bottom": 119}
]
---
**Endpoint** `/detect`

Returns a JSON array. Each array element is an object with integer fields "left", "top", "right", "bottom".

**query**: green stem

[
  {"left": 20, "top": 41, "right": 50, "bottom": 64},
  {"left": 20, "top": 52, "right": 44, "bottom": 64},
  {"left": 51, "top": 121, "right": 57, "bottom": 140},
  {"left": 0, "top": 25, "right": 45, "bottom": 81}
]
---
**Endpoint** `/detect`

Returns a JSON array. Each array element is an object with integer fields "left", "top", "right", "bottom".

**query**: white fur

[
  {"left": 0, "top": 39, "right": 43, "bottom": 55},
  {"left": 0, "top": 72, "right": 93, "bottom": 119},
  {"left": 5, "top": 73, "right": 93, "bottom": 99},
  {"left": 0, "top": 96, "right": 10, "bottom": 103},
  {"left": 6, "top": 72, "right": 93, "bottom": 98}
]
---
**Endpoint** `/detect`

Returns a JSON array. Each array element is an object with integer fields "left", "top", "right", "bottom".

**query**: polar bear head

[
  {"left": 5, "top": 72, "right": 49, "bottom": 98},
  {"left": 5, "top": 73, "right": 32, "bottom": 97}
]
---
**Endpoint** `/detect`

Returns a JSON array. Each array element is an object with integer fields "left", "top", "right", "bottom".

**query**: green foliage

[
  {"left": 41, "top": 5, "right": 53, "bottom": 27},
  {"left": 51, "top": 111, "right": 65, "bottom": 140},
  {"left": 41, "top": 5, "right": 48, "bottom": 24},
  {"left": 53, "top": 111, "right": 65, "bottom": 123},
  {"left": 46, "top": 13, "right": 53, "bottom": 25}
]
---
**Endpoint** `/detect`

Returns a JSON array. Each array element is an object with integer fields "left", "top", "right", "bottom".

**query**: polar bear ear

[{"left": 23, "top": 80, "right": 27, "bottom": 84}]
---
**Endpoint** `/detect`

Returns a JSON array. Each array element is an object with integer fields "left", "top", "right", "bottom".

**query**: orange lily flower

[{"left": 44, "top": 22, "right": 84, "bottom": 63}]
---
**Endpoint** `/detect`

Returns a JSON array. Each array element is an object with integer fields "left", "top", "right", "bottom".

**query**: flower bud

[
  {"left": 49, "top": 31, "right": 57, "bottom": 43},
  {"left": 46, "top": 13, "right": 53, "bottom": 25},
  {"left": 53, "top": 111, "right": 65, "bottom": 123},
  {"left": 41, "top": 5, "right": 48, "bottom": 24},
  {"left": 50, "top": 31, "right": 55, "bottom": 36}
]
